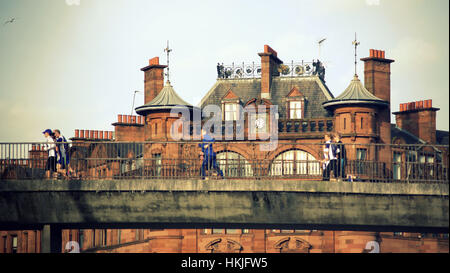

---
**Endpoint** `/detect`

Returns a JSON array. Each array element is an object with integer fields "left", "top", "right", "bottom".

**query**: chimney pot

[
  {"left": 128, "top": 115, "right": 132, "bottom": 123},
  {"left": 137, "top": 116, "right": 142, "bottom": 124},
  {"left": 418, "top": 101, "right": 423, "bottom": 109},
  {"left": 415, "top": 101, "right": 420, "bottom": 109},
  {"left": 118, "top": 114, "right": 123, "bottom": 123},
  {"left": 90, "top": 130, "right": 94, "bottom": 139},
  {"left": 399, "top": 104, "right": 404, "bottom": 112},
  {"left": 149, "top": 57, "right": 159, "bottom": 66},
  {"left": 99, "top": 131, "right": 103, "bottom": 139},
  {"left": 75, "top": 129, "right": 80, "bottom": 138},
  {"left": 428, "top": 99, "right": 432, "bottom": 108},
  {"left": 132, "top": 116, "right": 136, "bottom": 124},
  {"left": 381, "top": 51, "right": 385, "bottom": 58},
  {"left": 109, "top": 131, "right": 113, "bottom": 140}
]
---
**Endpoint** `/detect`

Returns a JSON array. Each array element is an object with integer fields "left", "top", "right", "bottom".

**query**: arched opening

[
  {"left": 216, "top": 151, "right": 253, "bottom": 178},
  {"left": 270, "top": 149, "right": 320, "bottom": 177}
]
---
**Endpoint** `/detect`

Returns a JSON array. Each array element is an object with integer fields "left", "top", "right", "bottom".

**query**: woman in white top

[{"left": 43, "top": 129, "right": 57, "bottom": 179}]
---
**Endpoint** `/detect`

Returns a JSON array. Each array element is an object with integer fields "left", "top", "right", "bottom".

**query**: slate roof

[
  {"left": 136, "top": 81, "right": 194, "bottom": 114},
  {"left": 391, "top": 125, "right": 425, "bottom": 145},
  {"left": 323, "top": 75, "right": 388, "bottom": 109},
  {"left": 200, "top": 76, "right": 334, "bottom": 119},
  {"left": 391, "top": 125, "right": 449, "bottom": 146}
]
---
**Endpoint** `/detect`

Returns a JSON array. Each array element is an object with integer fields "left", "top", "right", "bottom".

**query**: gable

[
  {"left": 286, "top": 86, "right": 304, "bottom": 98},
  {"left": 222, "top": 89, "right": 239, "bottom": 100}
]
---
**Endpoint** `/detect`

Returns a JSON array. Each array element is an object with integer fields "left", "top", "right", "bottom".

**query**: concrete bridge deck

[{"left": 0, "top": 179, "right": 447, "bottom": 232}]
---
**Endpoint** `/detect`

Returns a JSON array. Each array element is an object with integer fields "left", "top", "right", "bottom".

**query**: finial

[
  {"left": 352, "top": 33, "right": 360, "bottom": 76},
  {"left": 164, "top": 40, "right": 172, "bottom": 83}
]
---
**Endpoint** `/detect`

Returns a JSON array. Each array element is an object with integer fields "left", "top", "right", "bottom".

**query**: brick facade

[{"left": 1, "top": 46, "right": 447, "bottom": 253}]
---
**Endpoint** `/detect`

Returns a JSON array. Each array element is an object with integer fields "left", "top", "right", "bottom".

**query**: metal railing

[
  {"left": 216, "top": 61, "right": 318, "bottom": 79},
  {"left": 0, "top": 142, "right": 448, "bottom": 183}
]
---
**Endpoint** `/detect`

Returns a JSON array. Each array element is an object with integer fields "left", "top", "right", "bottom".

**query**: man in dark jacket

[
  {"left": 334, "top": 134, "right": 347, "bottom": 180},
  {"left": 199, "top": 129, "right": 223, "bottom": 179}
]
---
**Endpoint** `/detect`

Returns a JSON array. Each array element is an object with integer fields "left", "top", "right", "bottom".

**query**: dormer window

[
  {"left": 286, "top": 87, "right": 306, "bottom": 119},
  {"left": 221, "top": 89, "right": 240, "bottom": 121},
  {"left": 224, "top": 103, "right": 238, "bottom": 121},
  {"left": 289, "top": 101, "right": 303, "bottom": 119}
]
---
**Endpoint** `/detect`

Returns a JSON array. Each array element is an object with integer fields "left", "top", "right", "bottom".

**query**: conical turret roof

[
  {"left": 135, "top": 81, "right": 195, "bottom": 114},
  {"left": 323, "top": 74, "right": 388, "bottom": 109}
]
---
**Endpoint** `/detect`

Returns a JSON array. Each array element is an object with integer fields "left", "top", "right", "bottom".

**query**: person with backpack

[
  {"left": 54, "top": 129, "right": 72, "bottom": 178},
  {"left": 199, "top": 129, "right": 224, "bottom": 180}
]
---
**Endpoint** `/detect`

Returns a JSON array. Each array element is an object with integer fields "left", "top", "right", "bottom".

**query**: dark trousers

[
  {"left": 323, "top": 159, "right": 337, "bottom": 181},
  {"left": 201, "top": 156, "right": 224, "bottom": 178},
  {"left": 336, "top": 158, "right": 346, "bottom": 179}
]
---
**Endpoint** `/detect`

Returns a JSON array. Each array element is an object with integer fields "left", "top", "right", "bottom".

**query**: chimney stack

[
  {"left": 141, "top": 57, "right": 167, "bottom": 104},
  {"left": 394, "top": 99, "right": 439, "bottom": 144},
  {"left": 361, "top": 49, "right": 395, "bottom": 145},
  {"left": 258, "top": 45, "right": 283, "bottom": 99}
]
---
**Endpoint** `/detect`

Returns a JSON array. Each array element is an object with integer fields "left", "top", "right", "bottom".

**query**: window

[
  {"left": 226, "top": 229, "right": 239, "bottom": 234},
  {"left": 224, "top": 103, "right": 238, "bottom": 121},
  {"left": 343, "top": 118, "right": 346, "bottom": 130},
  {"left": 102, "top": 229, "right": 108, "bottom": 246},
  {"left": 117, "top": 229, "right": 121, "bottom": 244},
  {"left": 212, "top": 229, "right": 224, "bottom": 234},
  {"left": 356, "top": 148, "right": 367, "bottom": 174},
  {"left": 153, "top": 153, "right": 162, "bottom": 177},
  {"left": 23, "top": 233, "right": 28, "bottom": 253},
  {"left": 135, "top": 229, "right": 144, "bottom": 241},
  {"left": 356, "top": 148, "right": 367, "bottom": 160},
  {"left": 393, "top": 152, "right": 402, "bottom": 180},
  {"left": 92, "top": 229, "right": 96, "bottom": 247},
  {"left": 216, "top": 152, "right": 253, "bottom": 177},
  {"left": 242, "top": 229, "right": 250, "bottom": 234},
  {"left": 289, "top": 101, "right": 302, "bottom": 119},
  {"left": 12, "top": 235, "right": 17, "bottom": 254},
  {"left": 270, "top": 150, "right": 320, "bottom": 176},
  {"left": 2, "top": 236, "right": 6, "bottom": 253},
  {"left": 79, "top": 230, "right": 84, "bottom": 250},
  {"left": 361, "top": 117, "right": 363, "bottom": 129}
]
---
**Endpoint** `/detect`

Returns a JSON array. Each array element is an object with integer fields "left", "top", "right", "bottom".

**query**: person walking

[
  {"left": 199, "top": 129, "right": 223, "bottom": 179},
  {"left": 42, "top": 129, "right": 57, "bottom": 179},
  {"left": 54, "top": 129, "right": 73, "bottom": 178},
  {"left": 322, "top": 134, "right": 337, "bottom": 181},
  {"left": 334, "top": 134, "right": 347, "bottom": 181}
]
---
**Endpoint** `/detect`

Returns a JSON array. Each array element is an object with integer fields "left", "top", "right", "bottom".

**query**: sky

[{"left": 0, "top": 0, "right": 448, "bottom": 142}]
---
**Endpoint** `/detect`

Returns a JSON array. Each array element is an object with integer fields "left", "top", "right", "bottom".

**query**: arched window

[
  {"left": 216, "top": 151, "right": 253, "bottom": 177},
  {"left": 270, "top": 149, "right": 320, "bottom": 176}
]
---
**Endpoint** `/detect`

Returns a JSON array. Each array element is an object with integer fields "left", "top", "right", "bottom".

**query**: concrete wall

[{"left": 0, "top": 179, "right": 448, "bottom": 232}]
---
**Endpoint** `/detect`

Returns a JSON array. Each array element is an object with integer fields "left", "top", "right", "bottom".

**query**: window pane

[{"left": 212, "top": 229, "right": 224, "bottom": 234}]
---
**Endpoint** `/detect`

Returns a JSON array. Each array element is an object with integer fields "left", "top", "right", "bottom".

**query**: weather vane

[
  {"left": 164, "top": 40, "right": 172, "bottom": 83},
  {"left": 352, "top": 33, "right": 360, "bottom": 76}
]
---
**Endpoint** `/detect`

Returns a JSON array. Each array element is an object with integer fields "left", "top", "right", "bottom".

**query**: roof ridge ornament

[{"left": 352, "top": 33, "right": 360, "bottom": 76}]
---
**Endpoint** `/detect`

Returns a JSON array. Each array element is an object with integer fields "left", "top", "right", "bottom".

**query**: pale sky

[{"left": 0, "top": 0, "right": 448, "bottom": 142}]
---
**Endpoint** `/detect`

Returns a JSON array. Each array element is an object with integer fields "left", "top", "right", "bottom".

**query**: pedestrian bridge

[{"left": 0, "top": 179, "right": 447, "bottom": 232}]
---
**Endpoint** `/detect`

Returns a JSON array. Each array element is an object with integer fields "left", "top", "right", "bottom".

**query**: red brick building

[{"left": 1, "top": 45, "right": 448, "bottom": 253}]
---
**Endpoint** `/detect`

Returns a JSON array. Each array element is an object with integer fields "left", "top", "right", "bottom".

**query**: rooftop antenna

[
  {"left": 131, "top": 90, "right": 140, "bottom": 115},
  {"left": 318, "top": 38, "right": 327, "bottom": 60},
  {"left": 352, "top": 33, "right": 360, "bottom": 76},
  {"left": 164, "top": 40, "right": 172, "bottom": 83}
]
